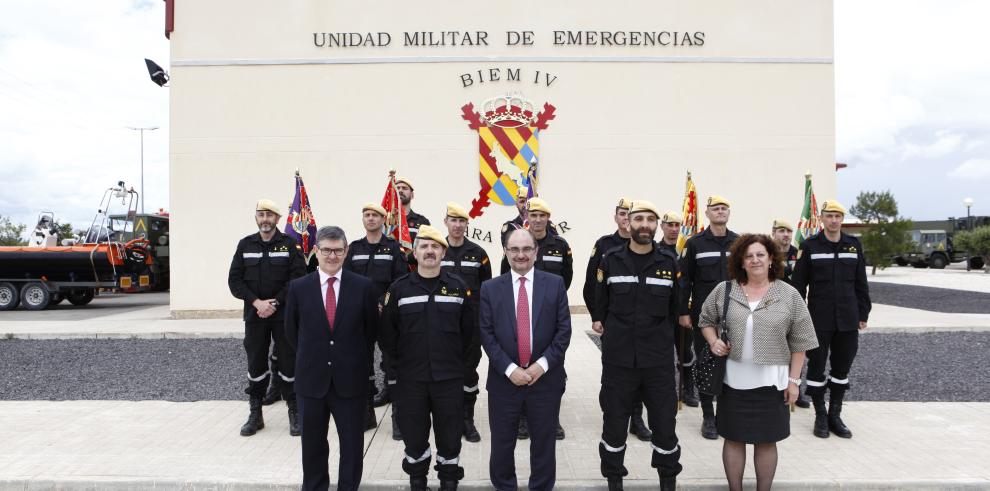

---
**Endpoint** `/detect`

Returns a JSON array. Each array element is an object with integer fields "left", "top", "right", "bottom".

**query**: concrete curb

[{"left": 2, "top": 478, "right": 988, "bottom": 490}]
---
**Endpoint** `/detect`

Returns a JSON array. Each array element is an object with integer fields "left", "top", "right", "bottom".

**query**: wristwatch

[{"left": 788, "top": 377, "right": 801, "bottom": 386}]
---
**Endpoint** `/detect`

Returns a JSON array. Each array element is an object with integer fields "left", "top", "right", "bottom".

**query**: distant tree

[
  {"left": 54, "top": 222, "right": 77, "bottom": 244},
  {"left": 953, "top": 226, "right": 990, "bottom": 273},
  {"left": 849, "top": 191, "right": 914, "bottom": 275},
  {"left": 0, "top": 215, "right": 27, "bottom": 246}
]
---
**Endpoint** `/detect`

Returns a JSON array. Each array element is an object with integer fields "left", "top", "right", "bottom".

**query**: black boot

[
  {"left": 828, "top": 392, "right": 853, "bottom": 438},
  {"left": 409, "top": 476, "right": 430, "bottom": 491},
  {"left": 286, "top": 396, "right": 300, "bottom": 436},
  {"left": 607, "top": 477, "right": 623, "bottom": 491},
  {"left": 682, "top": 366, "right": 699, "bottom": 407},
  {"left": 239, "top": 397, "right": 265, "bottom": 436},
  {"left": 517, "top": 415, "right": 530, "bottom": 440},
  {"left": 555, "top": 422, "right": 565, "bottom": 440},
  {"left": 373, "top": 384, "right": 391, "bottom": 407},
  {"left": 659, "top": 476, "right": 676, "bottom": 491},
  {"left": 463, "top": 402, "right": 481, "bottom": 443},
  {"left": 701, "top": 415, "right": 718, "bottom": 440},
  {"left": 629, "top": 403, "right": 652, "bottom": 441},
  {"left": 439, "top": 480, "right": 458, "bottom": 491},
  {"left": 261, "top": 378, "right": 281, "bottom": 406},
  {"left": 795, "top": 392, "right": 811, "bottom": 409},
  {"left": 365, "top": 397, "right": 378, "bottom": 431},
  {"left": 391, "top": 403, "right": 403, "bottom": 441},
  {"left": 812, "top": 394, "right": 829, "bottom": 438}
]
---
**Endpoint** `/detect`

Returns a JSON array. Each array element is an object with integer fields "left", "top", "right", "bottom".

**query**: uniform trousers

[
  {"left": 464, "top": 344, "right": 482, "bottom": 406},
  {"left": 397, "top": 378, "right": 465, "bottom": 481},
  {"left": 599, "top": 363, "right": 682, "bottom": 479},
  {"left": 806, "top": 329, "right": 859, "bottom": 396},
  {"left": 244, "top": 318, "right": 295, "bottom": 399}
]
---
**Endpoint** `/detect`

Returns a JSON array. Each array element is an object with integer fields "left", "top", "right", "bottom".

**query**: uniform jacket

[
  {"left": 594, "top": 244, "right": 680, "bottom": 369},
  {"left": 782, "top": 244, "right": 799, "bottom": 285},
  {"left": 583, "top": 231, "right": 627, "bottom": 319},
  {"left": 500, "top": 233, "right": 573, "bottom": 288},
  {"left": 405, "top": 210, "right": 430, "bottom": 243},
  {"left": 228, "top": 231, "right": 307, "bottom": 321},
  {"left": 379, "top": 271, "right": 478, "bottom": 382},
  {"left": 284, "top": 270, "right": 378, "bottom": 399},
  {"left": 343, "top": 235, "right": 408, "bottom": 301},
  {"left": 698, "top": 280, "right": 819, "bottom": 365},
  {"left": 678, "top": 228, "right": 740, "bottom": 319},
  {"left": 441, "top": 238, "right": 493, "bottom": 304},
  {"left": 790, "top": 232, "right": 872, "bottom": 332}
]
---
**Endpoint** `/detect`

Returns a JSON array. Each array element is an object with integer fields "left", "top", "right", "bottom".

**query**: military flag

[
  {"left": 381, "top": 170, "right": 412, "bottom": 250},
  {"left": 525, "top": 157, "right": 539, "bottom": 200},
  {"left": 795, "top": 172, "right": 822, "bottom": 245},
  {"left": 284, "top": 170, "right": 318, "bottom": 257},
  {"left": 676, "top": 171, "right": 701, "bottom": 255}
]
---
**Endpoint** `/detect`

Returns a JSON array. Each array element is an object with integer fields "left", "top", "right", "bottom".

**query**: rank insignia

[
  {"left": 441, "top": 286, "right": 448, "bottom": 295},
  {"left": 597, "top": 268, "right": 604, "bottom": 283},
  {"left": 383, "top": 292, "right": 390, "bottom": 306}
]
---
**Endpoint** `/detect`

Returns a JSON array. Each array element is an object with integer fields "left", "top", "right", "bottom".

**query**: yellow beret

[
  {"left": 527, "top": 197, "right": 552, "bottom": 215},
  {"left": 517, "top": 186, "right": 529, "bottom": 198},
  {"left": 662, "top": 210, "right": 683, "bottom": 223},
  {"left": 362, "top": 202, "right": 387, "bottom": 217},
  {"left": 256, "top": 199, "right": 281, "bottom": 216},
  {"left": 821, "top": 200, "right": 847, "bottom": 215},
  {"left": 772, "top": 219, "right": 794, "bottom": 231},
  {"left": 415, "top": 224, "right": 448, "bottom": 248},
  {"left": 395, "top": 177, "right": 414, "bottom": 190},
  {"left": 628, "top": 200, "right": 660, "bottom": 218},
  {"left": 445, "top": 202, "right": 470, "bottom": 220},
  {"left": 706, "top": 195, "right": 731, "bottom": 208},
  {"left": 616, "top": 197, "right": 632, "bottom": 210}
]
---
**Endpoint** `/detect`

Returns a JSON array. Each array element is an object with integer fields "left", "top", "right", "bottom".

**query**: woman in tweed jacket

[{"left": 699, "top": 234, "right": 818, "bottom": 491}]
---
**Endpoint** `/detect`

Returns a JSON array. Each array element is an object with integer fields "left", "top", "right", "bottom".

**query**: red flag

[{"left": 381, "top": 170, "right": 412, "bottom": 250}]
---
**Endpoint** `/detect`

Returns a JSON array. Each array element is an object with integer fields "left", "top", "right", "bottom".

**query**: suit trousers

[
  {"left": 488, "top": 376, "right": 563, "bottom": 491},
  {"left": 244, "top": 318, "right": 295, "bottom": 399},
  {"left": 806, "top": 329, "right": 859, "bottom": 397},
  {"left": 397, "top": 378, "right": 465, "bottom": 481},
  {"left": 599, "top": 363, "right": 682, "bottom": 479},
  {"left": 298, "top": 385, "right": 365, "bottom": 491}
]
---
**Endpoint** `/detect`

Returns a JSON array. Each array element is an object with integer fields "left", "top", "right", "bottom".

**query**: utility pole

[{"left": 127, "top": 126, "right": 158, "bottom": 214}]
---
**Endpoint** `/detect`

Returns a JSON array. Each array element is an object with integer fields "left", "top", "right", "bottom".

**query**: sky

[{"left": 1, "top": 1, "right": 988, "bottom": 236}]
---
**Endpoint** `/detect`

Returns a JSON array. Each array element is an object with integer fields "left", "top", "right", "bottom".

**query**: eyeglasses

[
  {"left": 744, "top": 252, "right": 769, "bottom": 261},
  {"left": 318, "top": 247, "right": 346, "bottom": 257},
  {"left": 507, "top": 246, "right": 536, "bottom": 255}
]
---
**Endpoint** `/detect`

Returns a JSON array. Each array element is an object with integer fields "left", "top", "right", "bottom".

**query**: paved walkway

[{"left": 1, "top": 330, "right": 988, "bottom": 490}]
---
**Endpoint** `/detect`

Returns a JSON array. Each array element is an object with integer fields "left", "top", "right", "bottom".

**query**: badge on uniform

[
  {"left": 797, "top": 249, "right": 803, "bottom": 260},
  {"left": 590, "top": 246, "right": 597, "bottom": 258},
  {"left": 597, "top": 268, "right": 604, "bottom": 283},
  {"left": 384, "top": 292, "right": 391, "bottom": 306},
  {"left": 848, "top": 246, "right": 857, "bottom": 253},
  {"left": 466, "top": 289, "right": 472, "bottom": 297}
]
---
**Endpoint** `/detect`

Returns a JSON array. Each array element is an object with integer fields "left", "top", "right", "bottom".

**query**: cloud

[{"left": 948, "top": 158, "right": 990, "bottom": 180}]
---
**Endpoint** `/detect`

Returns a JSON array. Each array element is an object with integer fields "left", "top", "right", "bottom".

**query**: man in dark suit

[
  {"left": 285, "top": 225, "right": 378, "bottom": 491},
  {"left": 480, "top": 228, "right": 572, "bottom": 491}
]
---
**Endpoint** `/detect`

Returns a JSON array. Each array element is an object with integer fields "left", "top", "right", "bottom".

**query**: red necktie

[
  {"left": 517, "top": 277, "right": 531, "bottom": 367},
  {"left": 325, "top": 277, "right": 337, "bottom": 333}
]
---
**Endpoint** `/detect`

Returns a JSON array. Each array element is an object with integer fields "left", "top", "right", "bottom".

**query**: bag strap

[{"left": 719, "top": 280, "right": 732, "bottom": 336}]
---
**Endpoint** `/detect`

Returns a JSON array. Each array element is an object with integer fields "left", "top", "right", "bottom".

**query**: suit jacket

[
  {"left": 479, "top": 269, "right": 571, "bottom": 392},
  {"left": 285, "top": 269, "right": 378, "bottom": 399}
]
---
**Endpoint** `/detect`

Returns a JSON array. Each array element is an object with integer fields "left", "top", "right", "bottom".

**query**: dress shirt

[
  {"left": 318, "top": 267, "right": 342, "bottom": 305},
  {"left": 505, "top": 268, "right": 549, "bottom": 377}
]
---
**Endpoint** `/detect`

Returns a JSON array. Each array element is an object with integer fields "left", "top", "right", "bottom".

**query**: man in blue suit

[
  {"left": 285, "top": 226, "right": 378, "bottom": 491},
  {"left": 480, "top": 228, "right": 572, "bottom": 491}
]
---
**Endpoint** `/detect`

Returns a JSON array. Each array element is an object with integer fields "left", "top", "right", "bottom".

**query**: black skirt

[{"left": 716, "top": 384, "right": 790, "bottom": 443}]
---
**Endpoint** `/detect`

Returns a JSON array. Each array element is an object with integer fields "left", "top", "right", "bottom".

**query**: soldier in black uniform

[
  {"left": 343, "top": 203, "right": 409, "bottom": 436},
  {"left": 380, "top": 225, "right": 477, "bottom": 491},
  {"left": 585, "top": 197, "right": 653, "bottom": 441},
  {"left": 677, "top": 195, "right": 739, "bottom": 440},
  {"left": 395, "top": 177, "right": 430, "bottom": 244},
  {"left": 501, "top": 187, "right": 559, "bottom": 247},
  {"left": 659, "top": 210, "right": 700, "bottom": 410},
  {"left": 790, "top": 200, "right": 871, "bottom": 439},
  {"left": 591, "top": 200, "right": 681, "bottom": 491},
  {"left": 771, "top": 219, "right": 809, "bottom": 409},
  {"left": 440, "top": 202, "right": 492, "bottom": 444},
  {"left": 499, "top": 197, "right": 572, "bottom": 440},
  {"left": 228, "top": 199, "right": 307, "bottom": 437}
]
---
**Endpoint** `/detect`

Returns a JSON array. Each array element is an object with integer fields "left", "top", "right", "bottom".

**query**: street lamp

[
  {"left": 126, "top": 126, "right": 159, "bottom": 214},
  {"left": 964, "top": 197, "right": 974, "bottom": 271}
]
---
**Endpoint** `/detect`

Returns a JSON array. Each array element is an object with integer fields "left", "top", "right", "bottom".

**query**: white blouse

[{"left": 724, "top": 300, "right": 789, "bottom": 391}]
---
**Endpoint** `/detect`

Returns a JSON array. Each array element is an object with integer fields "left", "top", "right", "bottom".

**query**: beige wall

[{"left": 169, "top": 0, "right": 835, "bottom": 314}]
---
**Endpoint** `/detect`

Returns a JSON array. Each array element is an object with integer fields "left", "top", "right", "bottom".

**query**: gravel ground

[
  {"left": 868, "top": 282, "right": 990, "bottom": 313},
  {"left": 585, "top": 331, "right": 990, "bottom": 402},
  {"left": 1, "top": 333, "right": 987, "bottom": 402}
]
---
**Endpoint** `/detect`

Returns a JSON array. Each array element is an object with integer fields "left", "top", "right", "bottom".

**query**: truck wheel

[
  {"left": 49, "top": 293, "right": 65, "bottom": 306},
  {"left": 20, "top": 282, "right": 51, "bottom": 310},
  {"left": 970, "top": 257, "right": 985, "bottom": 270},
  {"left": 894, "top": 257, "right": 908, "bottom": 267},
  {"left": 929, "top": 254, "right": 948, "bottom": 270},
  {"left": 0, "top": 282, "right": 19, "bottom": 311},
  {"left": 67, "top": 288, "right": 95, "bottom": 306}
]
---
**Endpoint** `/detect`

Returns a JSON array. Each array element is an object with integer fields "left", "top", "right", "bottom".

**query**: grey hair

[
  {"left": 316, "top": 225, "right": 347, "bottom": 245},
  {"left": 505, "top": 228, "right": 538, "bottom": 248}
]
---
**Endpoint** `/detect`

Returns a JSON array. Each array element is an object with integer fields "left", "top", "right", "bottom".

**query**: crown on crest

[{"left": 482, "top": 94, "right": 536, "bottom": 128}]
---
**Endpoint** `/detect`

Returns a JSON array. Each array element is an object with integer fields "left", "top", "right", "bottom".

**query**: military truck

[
  {"left": 109, "top": 212, "right": 169, "bottom": 290},
  {"left": 894, "top": 216, "right": 989, "bottom": 269}
]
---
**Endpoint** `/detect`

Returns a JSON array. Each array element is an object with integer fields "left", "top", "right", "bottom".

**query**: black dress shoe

[
  {"left": 555, "top": 423, "right": 565, "bottom": 440},
  {"left": 517, "top": 417, "right": 530, "bottom": 440},
  {"left": 701, "top": 415, "right": 718, "bottom": 440}
]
